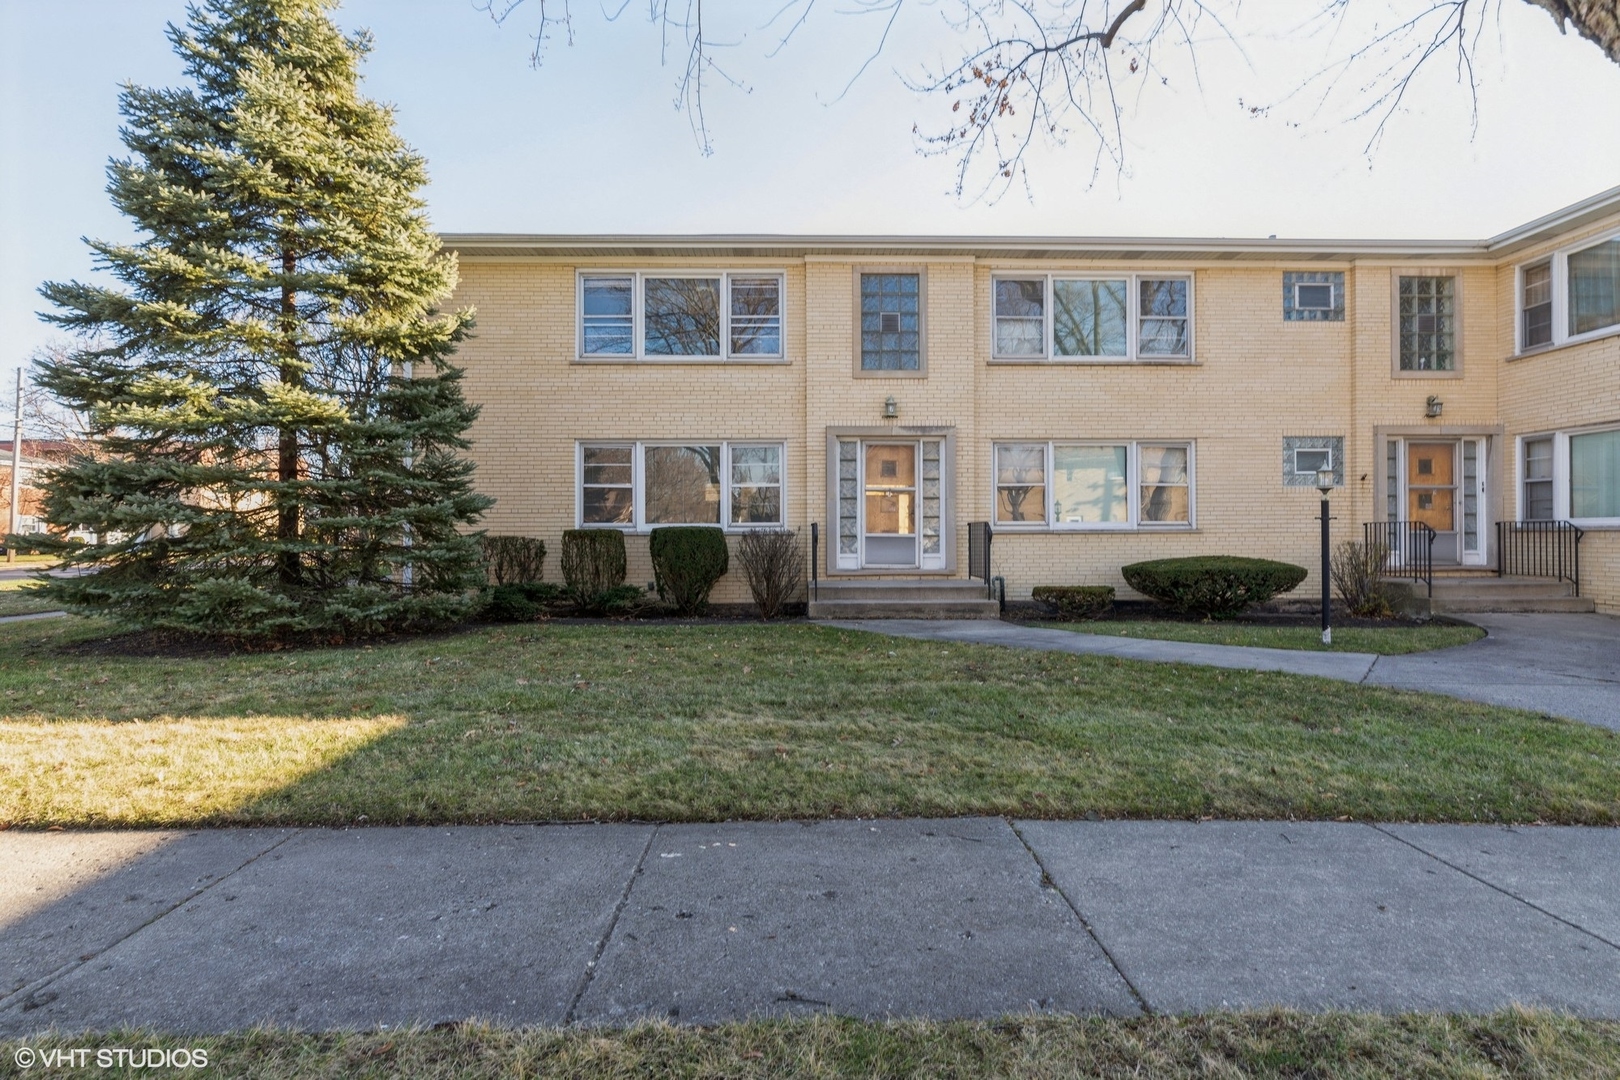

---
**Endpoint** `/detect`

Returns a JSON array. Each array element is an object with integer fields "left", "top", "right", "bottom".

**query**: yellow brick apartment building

[{"left": 440, "top": 186, "right": 1620, "bottom": 614}]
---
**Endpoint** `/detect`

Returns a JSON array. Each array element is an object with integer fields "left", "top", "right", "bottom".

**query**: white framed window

[
  {"left": 1517, "top": 426, "right": 1620, "bottom": 525},
  {"left": 1516, "top": 231, "right": 1620, "bottom": 353},
  {"left": 990, "top": 274, "right": 1191, "bottom": 361},
  {"left": 577, "top": 272, "right": 784, "bottom": 360},
  {"left": 577, "top": 441, "right": 785, "bottom": 530},
  {"left": 993, "top": 440, "right": 1194, "bottom": 529},
  {"left": 1293, "top": 447, "right": 1333, "bottom": 477}
]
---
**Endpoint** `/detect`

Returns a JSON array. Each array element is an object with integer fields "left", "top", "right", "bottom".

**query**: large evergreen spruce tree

[{"left": 29, "top": 0, "right": 491, "bottom": 639}]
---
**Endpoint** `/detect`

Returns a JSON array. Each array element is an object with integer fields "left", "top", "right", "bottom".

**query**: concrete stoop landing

[
  {"left": 1388, "top": 573, "right": 1596, "bottom": 615},
  {"left": 807, "top": 578, "right": 1001, "bottom": 619}
]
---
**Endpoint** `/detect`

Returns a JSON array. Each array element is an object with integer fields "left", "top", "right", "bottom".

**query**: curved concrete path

[{"left": 829, "top": 612, "right": 1620, "bottom": 731}]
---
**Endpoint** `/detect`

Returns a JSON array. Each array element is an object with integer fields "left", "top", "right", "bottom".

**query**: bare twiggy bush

[
  {"left": 737, "top": 529, "right": 804, "bottom": 620},
  {"left": 1331, "top": 539, "right": 1395, "bottom": 618}
]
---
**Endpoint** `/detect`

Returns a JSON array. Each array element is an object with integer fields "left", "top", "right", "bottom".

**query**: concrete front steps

[
  {"left": 807, "top": 578, "right": 1001, "bottom": 619},
  {"left": 1388, "top": 573, "right": 1596, "bottom": 615}
]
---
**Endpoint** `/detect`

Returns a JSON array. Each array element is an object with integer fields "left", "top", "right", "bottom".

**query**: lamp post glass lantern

[{"left": 1316, "top": 466, "right": 1335, "bottom": 645}]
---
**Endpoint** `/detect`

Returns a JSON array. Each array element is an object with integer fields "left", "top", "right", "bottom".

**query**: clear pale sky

[{"left": 3, "top": 0, "right": 1619, "bottom": 397}]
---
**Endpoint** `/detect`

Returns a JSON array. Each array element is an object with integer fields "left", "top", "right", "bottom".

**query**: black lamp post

[{"left": 1317, "top": 466, "right": 1335, "bottom": 646}]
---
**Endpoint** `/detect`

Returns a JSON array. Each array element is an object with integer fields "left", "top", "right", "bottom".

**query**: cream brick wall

[{"left": 444, "top": 220, "right": 1620, "bottom": 612}]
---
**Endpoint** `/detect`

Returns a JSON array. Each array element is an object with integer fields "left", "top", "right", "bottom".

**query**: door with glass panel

[
  {"left": 834, "top": 439, "right": 946, "bottom": 571},
  {"left": 1391, "top": 439, "right": 1486, "bottom": 566}
]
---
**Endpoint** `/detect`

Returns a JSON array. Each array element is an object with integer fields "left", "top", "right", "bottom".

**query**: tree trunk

[
  {"left": 278, "top": 250, "right": 300, "bottom": 587},
  {"left": 1524, "top": 0, "right": 1620, "bottom": 64}
]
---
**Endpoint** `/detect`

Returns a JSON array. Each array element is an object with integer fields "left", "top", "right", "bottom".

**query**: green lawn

[
  {"left": 0, "top": 577, "right": 60, "bottom": 618},
  {"left": 2, "top": 616, "right": 1616, "bottom": 828},
  {"left": 4, "top": 1011, "right": 1615, "bottom": 1078},
  {"left": 1035, "top": 619, "right": 1485, "bottom": 654}
]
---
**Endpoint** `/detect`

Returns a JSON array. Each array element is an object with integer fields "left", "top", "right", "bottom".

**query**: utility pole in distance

[{"left": 7, "top": 367, "right": 22, "bottom": 564}]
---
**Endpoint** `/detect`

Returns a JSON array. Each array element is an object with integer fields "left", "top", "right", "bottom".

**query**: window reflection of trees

[{"left": 645, "top": 445, "right": 721, "bottom": 523}]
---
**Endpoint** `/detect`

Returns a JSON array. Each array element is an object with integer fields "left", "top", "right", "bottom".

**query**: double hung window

[
  {"left": 578, "top": 442, "right": 785, "bottom": 529},
  {"left": 993, "top": 441, "right": 1193, "bottom": 528},
  {"left": 578, "top": 272, "right": 783, "bottom": 359},
  {"left": 991, "top": 275, "right": 1191, "bottom": 360},
  {"left": 1515, "top": 233, "right": 1620, "bottom": 353},
  {"left": 1518, "top": 427, "right": 1620, "bottom": 524}
]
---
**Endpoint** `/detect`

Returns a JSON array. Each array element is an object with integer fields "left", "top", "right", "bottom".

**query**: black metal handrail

[
  {"left": 809, "top": 522, "right": 819, "bottom": 601},
  {"left": 1363, "top": 520, "right": 1437, "bottom": 598},
  {"left": 1497, "top": 519, "right": 1584, "bottom": 595},
  {"left": 967, "top": 521, "right": 993, "bottom": 597}
]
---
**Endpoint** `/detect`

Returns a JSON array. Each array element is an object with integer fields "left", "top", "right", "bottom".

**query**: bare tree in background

[
  {"left": 17, "top": 344, "right": 99, "bottom": 456},
  {"left": 479, "top": 0, "right": 1620, "bottom": 200}
]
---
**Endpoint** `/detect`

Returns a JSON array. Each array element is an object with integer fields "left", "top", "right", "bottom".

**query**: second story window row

[
  {"left": 992, "top": 274, "right": 1192, "bottom": 362},
  {"left": 1517, "top": 232, "right": 1620, "bottom": 353},
  {"left": 579, "top": 271, "right": 784, "bottom": 360}
]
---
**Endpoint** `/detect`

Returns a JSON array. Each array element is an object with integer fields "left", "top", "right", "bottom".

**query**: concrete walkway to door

[{"left": 828, "top": 612, "right": 1620, "bottom": 732}]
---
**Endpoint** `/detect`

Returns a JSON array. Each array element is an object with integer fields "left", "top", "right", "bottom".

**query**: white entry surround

[
  {"left": 1375, "top": 427, "right": 1503, "bottom": 567},
  {"left": 826, "top": 427, "right": 956, "bottom": 574}
]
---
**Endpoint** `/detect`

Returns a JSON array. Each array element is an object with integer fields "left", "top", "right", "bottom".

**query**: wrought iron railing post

[
  {"left": 809, "top": 522, "right": 818, "bottom": 602},
  {"left": 1495, "top": 520, "right": 1584, "bottom": 595}
]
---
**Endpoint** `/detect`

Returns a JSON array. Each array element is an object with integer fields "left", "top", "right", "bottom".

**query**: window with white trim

[
  {"left": 991, "top": 275, "right": 1191, "bottom": 361},
  {"left": 993, "top": 441, "right": 1194, "bottom": 528},
  {"left": 1517, "top": 427, "right": 1620, "bottom": 524},
  {"left": 578, "top": 272, "right": 783, "bottom": 359},
  {"left": 578, "top": 441, "right": 785, "bottom": 529},
  {"left": 1516, "top": 232, "right": 1620, "bottom": 353}
]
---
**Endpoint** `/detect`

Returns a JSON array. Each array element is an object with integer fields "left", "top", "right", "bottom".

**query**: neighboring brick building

[
  {"left": 1, "top": 440, "right": 74, "bottom": 535},
  {"left": 439, "top": 186, "right": 1620, "bottom": 613}
]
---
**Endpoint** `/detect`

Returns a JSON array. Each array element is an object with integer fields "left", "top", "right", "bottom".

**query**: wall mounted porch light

[
  {"left": 1425, "top": 395, "right": 1444, "bottom": 418},
  {"left": 882, "top": 395, "right": 899, "bottom": 419}
]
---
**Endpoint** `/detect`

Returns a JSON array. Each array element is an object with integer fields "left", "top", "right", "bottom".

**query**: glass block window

[
  {"left": 1282, "top": 436, "right": 1345, "bottom": 487},
  {"left": 837, "top": 440, "right": 859, "bottom": 555},
  {"left": 860, "top": 273, "right": 921, "bottom": 370},
  {"left": 1398, "top": 276, "right": 1457, "bottom": 371},
  {"left": 921, "top": 441, "right": 943, "bottom": 555},
  {"left": 1283, "top": 271, "right": 1345, "bottom": 321}
]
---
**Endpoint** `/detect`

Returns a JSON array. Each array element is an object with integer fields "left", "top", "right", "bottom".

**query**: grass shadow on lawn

[{"left": 1, "top": 616, "right": 1618, "bottom": 828}]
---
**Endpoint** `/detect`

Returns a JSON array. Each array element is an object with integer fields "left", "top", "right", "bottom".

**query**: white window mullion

[
  {"left": 1553, "top": 432, "right": 1571, "bottom": 519},
  {"left": 1126, "top": 443, "right": 1141, "bottom": 524}
]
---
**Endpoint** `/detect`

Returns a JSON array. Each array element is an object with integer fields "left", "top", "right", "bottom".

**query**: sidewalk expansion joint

[
  {"left": 563, "top": 824, "right": 658, "bottom": 1025},
  {"left": 0, "top": 828, "right": 304, "bottom": 1015},
  {"left": 1006, "top": 819, "right": 1153, "bottom": 1017},
  {"left": 1367, "top": 823, "right": 1620, "bottom": 954}
]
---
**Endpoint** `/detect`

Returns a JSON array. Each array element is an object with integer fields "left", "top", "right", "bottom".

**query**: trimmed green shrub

[
  {"left": 1031, "top": 585, "right": 1115, "bottom": 621},
  {"left": 484, "top": 584, "right": 541, "bottom": 622},
  {"left": 481, "top": 582, "right": 565, "bottom": 623},
  {"left": 1121, "top": 556, "right": 1307, "bottom": 620},
  {"left": 480, "top": 535, "right": 546, "bottom": 585},
  {"left": 560, "top": 529, "right": 627, "bottom": 612},
  {"left": 650, "top": 526, "right": 731, "bottom": 615}
]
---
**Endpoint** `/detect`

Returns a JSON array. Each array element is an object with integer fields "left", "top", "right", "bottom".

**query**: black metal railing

[
  {"left": 809, "top": 522, "right": 819, "bottom": 601},
  {"left": 1497, "top": 519, "right": 1584, "bottom": 595},
  {"left": 967, "top": 520, "right": 994, "bottom": 596},
  {"left": 1364, "top": 520, "right": 1437, "bottom": 597}
]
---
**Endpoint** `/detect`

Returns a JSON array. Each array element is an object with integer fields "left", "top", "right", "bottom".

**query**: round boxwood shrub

[
  {"left": 1120, "top": 556, "right": 1307, "bottom": 620},
  {"left": 650, "top": 526, "right": 730, "bottom": 615},
  {"left": 1030, "top": 585, "right": 1115, "bottom": 621}
]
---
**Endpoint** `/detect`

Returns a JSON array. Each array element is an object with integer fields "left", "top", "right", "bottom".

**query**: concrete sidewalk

[
  {"left": 3, "top": 820, "right": 1617, "bottom": 1034},
  {"left": 832, "top": 613, "right": 1620, "bottom": 731}
]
